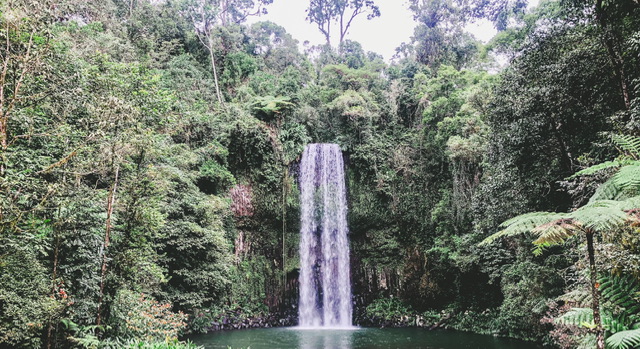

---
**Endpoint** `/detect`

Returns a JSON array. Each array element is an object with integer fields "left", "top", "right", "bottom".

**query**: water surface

[{"left": 188, "top": 327, "right": 543, "bottom": 349}]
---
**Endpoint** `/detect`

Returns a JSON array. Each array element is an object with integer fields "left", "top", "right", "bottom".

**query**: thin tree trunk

[
  {"left": 0, "top": 24, "right": 11, "bottom": 177},
  {"left": 188, "top": 11, "right": 223, "bottom": 104},
  {"left": 282, "top": 166, "right": 288, "bottom": 303},
  {"left": 586, "top": 231, "right": 604, "bottom": 349},
  {"left": 208, "top": 41, "right": 223, "bottom": 105},
  {"left": 602, "top": 29, "right": 631, "bottom": 109},
  {"left": 595, "top": 0, "right": 631, "bottom": 109},
  {"left": 339, "top": 9, "right": 345, "bottom": 48},
  {"left": 128, "top": 0, "right": 134, "bottom": 18},
  {"left": 551, "top": 121, "right": 573, "bottom": 172},
  {"left": 96, "top": 166, "right": 119, "bottom": 326},
  {"left": 46, "top": 225, "right": 61, "bottom": 349},
  {"left": 1, "top": 29, "right": 35, "bottom": 176}
]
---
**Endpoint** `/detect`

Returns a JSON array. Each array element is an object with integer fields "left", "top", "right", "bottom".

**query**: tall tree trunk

[
  {"left": 0, "top": 30, "right": 35, "bottom": 176},
  {"left": 208, "top": 38, "right": 223, "bottom": 105},
  {"left": 325, "top": 22, "right": 331, "bottom": 46},
  {"left": 0, "top": 23, "right": 11, "bottom": 177},
  {"left": 96, "top": 166, "right": 119, "bottom": 326},
  {"left": 339, "top": 9, "right": 345, "bottom": 47},
  {"left": 595, "top": 0, "right": 631, "bottom": 109},
  {"left": 46, "top": 225, "right": 61, "bottom": 349},
  {"left": 282, "top": 165, "right": 288, "bottom": 302},
  {"left": 586, "top": 231, "right": 604, "bottom": 349}
]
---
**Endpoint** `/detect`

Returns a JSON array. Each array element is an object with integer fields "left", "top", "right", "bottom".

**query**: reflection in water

[
  {"left": 187, "top": 327, "right": 544, "bottom": 349},
  {"left": 297, "top": 329, "right": 355, "bottom": 349}
]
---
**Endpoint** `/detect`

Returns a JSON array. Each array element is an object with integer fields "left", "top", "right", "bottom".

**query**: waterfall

[{"left": 298, "top": 143, "right": 353, "bottom": 328}]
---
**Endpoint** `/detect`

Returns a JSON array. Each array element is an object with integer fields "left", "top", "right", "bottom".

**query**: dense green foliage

[{"left": 1, "top": 0, "right": 639, "bottom": 348}]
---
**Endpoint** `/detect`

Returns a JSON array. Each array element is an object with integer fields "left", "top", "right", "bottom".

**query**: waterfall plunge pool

[
  {"left": 187, "top": 145, "right": 545, "bottom": 349},
  {"left": 186, "top": 327, "right": 543, "bottom": 349}
]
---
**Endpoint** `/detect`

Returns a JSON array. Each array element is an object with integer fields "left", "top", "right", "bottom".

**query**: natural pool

[{"left": 187, "top": 327, "right": 543, "bottom": 349}]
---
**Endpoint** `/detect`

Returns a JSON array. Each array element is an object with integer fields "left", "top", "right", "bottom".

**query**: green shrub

[
  {"left": 0, "top": 240, "right": 63, "bottom": 348},
  {"left": 120, "top": 339, "right": 203, "bottom": 349},
  {"left": 189, "top": 302, "right": 269, "bottom": 334},
  {"left": 365, "top": 297, "right": 414, "bottom": 321},
  {"left": 110, "top": 290, "right": 188, "bottom": 342}
]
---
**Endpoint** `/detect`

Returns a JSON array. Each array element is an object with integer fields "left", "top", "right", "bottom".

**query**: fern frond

[
  {"left": 612, "top": 134, "right": 640, "bottom": 159},
  {"left": 570, "top": 201, "right": 629, "bottom": 232},
  {"left": 600, "top": 274, "right": 640, "bottom": 319},
  {"left": 479, "top": 212, "right": 565, "bottom": 245},
  {"left": 557, "top": 289, "right": 592, "bottom": 307},
  {"left": 532, "top": 241, "right": 552, "bottom": 256},
  {"left": 605, "top": 313, "right": 634, "bottom": 333},
  {"left": 590, "top": 164, "right": 640, "bottom": 202},
  {"left": 576, "top": 333, "right": 597, "bottom": 349},
  {"left": 606, "top": 328, "right": 640, "bottom": 349},
  {"left": 499, "top": 211, "right": 566, "bottom": 229},
  {"left": 590, "top": 179, "right": 622, "bottom": 202},
  {"left": 556, "top": 308, "right": 594, "bottom": 327},
  {"left": 619, "top": 196, "right": 640, "bottom": 210},
  {"left": 532, "top": 218, "right": 577, "bottom": 245},
  {"left": 570, "top": 160, "right": 623, "bottom": 178},
  {"left": 612, "top": 165, "right": 640, "bottom": 197}
]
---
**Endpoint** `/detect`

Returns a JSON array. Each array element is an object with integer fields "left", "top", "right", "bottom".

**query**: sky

[{"left": 248, "top": 0, "right": 540, "bottom": 61}]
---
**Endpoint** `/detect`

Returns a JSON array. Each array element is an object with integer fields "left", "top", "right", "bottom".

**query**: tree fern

[
  {"left": 571, "top": 160, "right": 625, "bottom": 178},
  {"left": 557, "top": 275, "right": 640, "bottom": 348},
  {"left": 570, "top": 201, "right": 631, "bottom": 232},
  {"left": 589, "top": 164, "right": 640, "bottom": 202},
  {"left": 531, "top": 218, "right": 577, "bottom": 246},
  {"left": 556, "top": 308, "right": 635, "bottom": 335},
  {"left": 556, "top": 308, "right": 595, "bottom": 327},
  {"left": 483, "top": 197, "right": 640, "bottom": 248},
  {"left": 607, "top": 328, "right": 640, "bottom": 349},
  {"left": 618, "top": 196, "right": 640, "bottom": 211},
  {"left": 558, "top": 289, "right": 592, "bottom": 306},
  {"left": 570, "top": 134, "right": 640, "bottom": 177},
  {"left": 569, "top": 135, "right": 640, "bottom": 201},
  {"left": 604, "top": 314, "right": 636, "bottom": 334},
  {"left": 598, "top": 274, "right": 640, "bottom": 337},
  {"left": 481, "top": 134, "right": 640, "bottom": 349},
  {"left": 612, "top": 134, "right": 640, "bottom": 159},
  {"left": 479, "top": 212, "right": 564, "bottom": 245},
  {"left": 599, "top": 275, "right": 640, "bottom": 322}
]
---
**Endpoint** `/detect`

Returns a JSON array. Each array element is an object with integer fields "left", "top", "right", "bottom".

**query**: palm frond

[
  {"left": 606, "top": 328, "right": 640, "bottom": 349},
  {"left": 479, "top": 212, "right": 565, "bottom": 245},
  {"left": 612, "top": 134, "right": 640, "bottom": 159}
]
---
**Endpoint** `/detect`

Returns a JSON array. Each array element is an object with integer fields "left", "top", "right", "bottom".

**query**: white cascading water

[{"left": 298, "top": 143, "right": 353, "bottom": 328}]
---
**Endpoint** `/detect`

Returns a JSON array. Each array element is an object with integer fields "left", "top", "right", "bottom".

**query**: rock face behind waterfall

[{"left": 298, "top": 144, "right": 353, "bottom": 327}]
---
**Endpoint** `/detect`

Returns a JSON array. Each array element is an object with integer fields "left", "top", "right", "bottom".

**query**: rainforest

[{"left": 1, "top": 0, "right": 639, "bottom": 348}]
